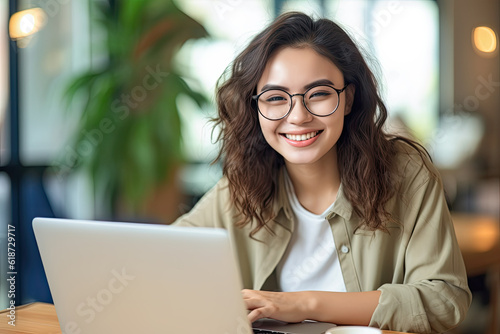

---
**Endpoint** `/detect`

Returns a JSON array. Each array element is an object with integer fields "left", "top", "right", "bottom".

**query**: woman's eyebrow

[
  {"left": 303, "top": 79, "right": 335, "bottom": 90},
  {"left": 259, "top": 79, "right": 336, "bottom": 93},
  {"left": 260, "top": 83, "right": 288, "bottom": 92}
]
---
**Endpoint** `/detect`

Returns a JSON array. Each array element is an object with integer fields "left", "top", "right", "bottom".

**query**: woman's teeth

[{"left": 284, "top": 131, "right": 319, "bottom": 141}]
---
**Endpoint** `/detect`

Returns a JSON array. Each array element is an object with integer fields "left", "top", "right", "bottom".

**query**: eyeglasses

[{"left": 252, "top": 84, "right": 348, "bottom": 121}]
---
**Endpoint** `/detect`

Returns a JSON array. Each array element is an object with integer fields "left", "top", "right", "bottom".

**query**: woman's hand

[
  {"left": 242, "top": 289, "right": 381, "bottom": 326},
  {"left": 241, "top": 289, "right": 312, "bottom": 323}
]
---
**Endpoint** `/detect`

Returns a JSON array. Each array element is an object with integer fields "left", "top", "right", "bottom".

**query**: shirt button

[{"left": 340, "top": 245, "right": 349, "bottom": 254}]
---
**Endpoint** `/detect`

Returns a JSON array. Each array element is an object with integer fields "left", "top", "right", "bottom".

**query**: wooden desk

[
  {"left": 0, "top": 302, "right": 410, "bottom": 334},
  {"left": 0, "top": 303, "right": 61, "bottom": 334}
]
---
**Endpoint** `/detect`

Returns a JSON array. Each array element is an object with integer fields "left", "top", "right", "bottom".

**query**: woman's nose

[{"left": 287, "top": 96, "right": 313, "bottom": 124}]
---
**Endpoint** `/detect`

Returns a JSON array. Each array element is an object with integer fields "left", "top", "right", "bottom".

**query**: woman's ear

[{"left": 344, "top": 84, "right": 355, "bottom": 115}]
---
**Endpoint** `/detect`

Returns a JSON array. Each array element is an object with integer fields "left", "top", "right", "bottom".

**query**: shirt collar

[{"left": 273, "top": 166, "right": 354, "bottom": 223}]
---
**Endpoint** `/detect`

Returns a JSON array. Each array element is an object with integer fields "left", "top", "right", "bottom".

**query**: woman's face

[{"left": 256, "top": 46, "right": 353, "bottom": 168}]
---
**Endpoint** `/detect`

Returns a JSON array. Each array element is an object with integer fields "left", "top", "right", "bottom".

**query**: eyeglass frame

[{"left": 252, "top": 84, "right": 349, "bottom": 121}]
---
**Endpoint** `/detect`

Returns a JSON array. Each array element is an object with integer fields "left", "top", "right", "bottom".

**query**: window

[
  {"left": 0, "top": 0, "right": 10, "bottom": 311},
  {"left": 18, "top": 0, "right": 91, "bottom": 165},
  {"left": 0, "top": 0, "right": 9, "bottom": 166},
  {"left": 328, "top": 0, "right": 439, "bottom": 141}
]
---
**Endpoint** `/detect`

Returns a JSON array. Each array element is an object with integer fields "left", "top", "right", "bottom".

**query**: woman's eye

[
  {"left": 310, "top": 91, "right": 331, "bottom": 98},
  {"left": 265, "top": 96, "right": 287, "bottom": 102}
]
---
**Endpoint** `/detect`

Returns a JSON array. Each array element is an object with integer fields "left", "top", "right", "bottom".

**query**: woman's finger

[
  {"left": 247, "top": 306, "right": 271, "bottom": 323},
  {"left": 241, "top": 289, "right": 258, "bottom": 299},
  {"left": 244, "top": 296, "right": 267, "bottom": 310}
]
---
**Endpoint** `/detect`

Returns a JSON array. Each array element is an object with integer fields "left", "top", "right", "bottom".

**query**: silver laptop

[{"left": 33, "top": 217, "right": 336, "bottom": 334}]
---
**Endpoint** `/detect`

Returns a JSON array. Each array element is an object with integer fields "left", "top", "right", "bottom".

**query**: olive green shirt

[{"left": 173, "top": 151, "right": 471, "bottom": 333}]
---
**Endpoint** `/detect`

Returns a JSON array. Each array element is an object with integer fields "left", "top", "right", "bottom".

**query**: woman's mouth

[
  {"left": 280, "top": 130, "right": 323, "bottom": 147},
  {"left": 282, "top": 130, "right": 322, "bottom": 141}
]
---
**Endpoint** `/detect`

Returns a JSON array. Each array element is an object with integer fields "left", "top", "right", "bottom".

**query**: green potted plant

[{"left": 62, "top": 0, "right": 208, "bottom": 221}]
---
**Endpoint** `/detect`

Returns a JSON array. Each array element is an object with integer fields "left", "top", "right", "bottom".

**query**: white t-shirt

[{"left": 276, "top": 172, "right": 347, "bottom": 292}]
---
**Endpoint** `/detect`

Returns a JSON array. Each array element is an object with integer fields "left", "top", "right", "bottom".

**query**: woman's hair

[{"left": 214, "top": 12, "right": 428, "bottom": 237}]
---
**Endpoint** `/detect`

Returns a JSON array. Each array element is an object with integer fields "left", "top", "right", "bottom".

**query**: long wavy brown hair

[{"left": 213, "top": 12, "right": 429, "bottom": 237}]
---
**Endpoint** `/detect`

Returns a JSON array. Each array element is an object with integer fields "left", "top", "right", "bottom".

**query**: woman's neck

[{"left": 285, "top": 148, "right": 341, "bottom": 215}]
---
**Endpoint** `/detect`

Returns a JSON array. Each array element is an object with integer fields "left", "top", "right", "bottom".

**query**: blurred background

[{"left": 0, "top": 0, "right": 499, "bottom": 333}]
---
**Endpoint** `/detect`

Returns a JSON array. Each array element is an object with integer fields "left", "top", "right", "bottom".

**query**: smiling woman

[
  {"left": 176, "top": 0, "right": 439, "bottom": 164},
  {"left": 173, "top": 11, "right": 471, "bottom": 334}
]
